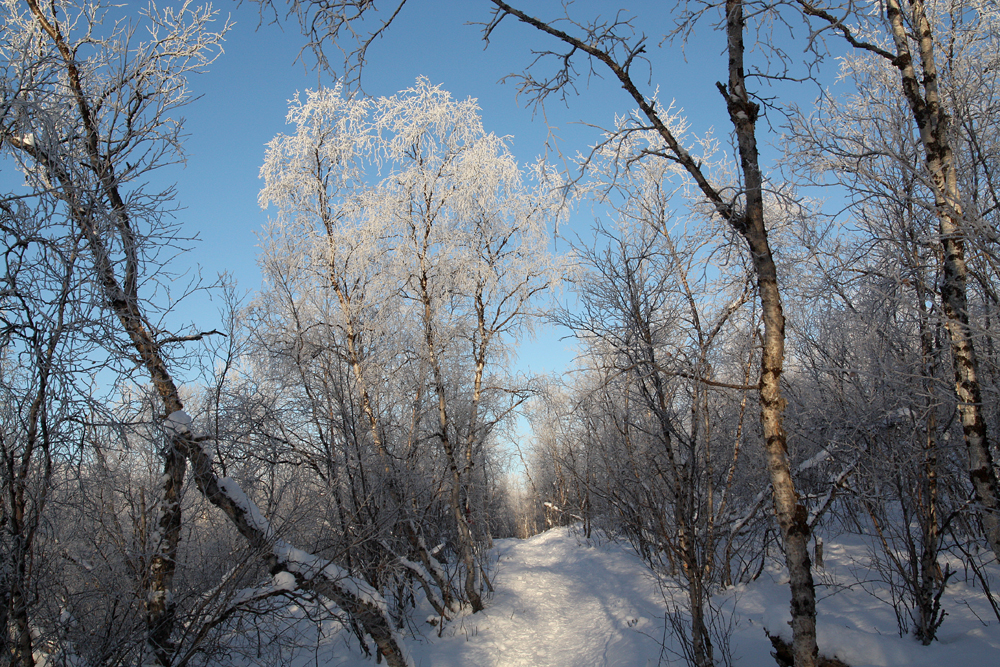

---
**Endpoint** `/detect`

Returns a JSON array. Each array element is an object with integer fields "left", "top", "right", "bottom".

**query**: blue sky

[
  {"left": 166, "top": 0, "right": 746, "bottom": 377},
  {"left": 2, "top": 0, "right": 826, "bottom": 379},
  {"left": 0, "top": 0, "right": 847, "bottom": 463}
]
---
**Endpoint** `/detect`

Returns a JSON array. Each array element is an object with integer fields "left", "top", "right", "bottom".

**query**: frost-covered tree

[
  {"left": 257, "top": 79, "right": 564, "bottom": 614},
  {"left": 1, "top": 2, "right": 413, "bottom": 665},
  {"left": 795, "top": 0, "right": 1000, "bottom": 569}
]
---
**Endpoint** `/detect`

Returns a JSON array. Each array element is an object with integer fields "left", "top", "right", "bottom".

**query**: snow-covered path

[
  {"left": 256, "top": 526, "right": 1000, "bottom": 667},
  {"left": 413, "top": 528, "right": 667, "bottom": 667},
  {"left": 399, "top": 528, "right": 1000, "bottom": 667}
]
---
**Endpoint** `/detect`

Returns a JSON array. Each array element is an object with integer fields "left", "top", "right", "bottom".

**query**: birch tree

[
  {"left": 1, "top": 2, "right": 412, "bottom": 665},
  {"left": 258, "top": 79, "right": 564, "bottom": 614},
  {"left": 794, "top": 0, "right": 1000, "bottom": 566},
  {"left": 253, "top": 85, "right": 464, "bottom": 621}
]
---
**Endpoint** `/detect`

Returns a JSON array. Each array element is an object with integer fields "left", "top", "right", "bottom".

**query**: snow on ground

[
  {"left": 228, "top": 526, "right": 1000, "bottom": 667},
  {"left": 716, "top": 531, "right": 1000, "bottom": 667},
  {"left": 409, "top": 528, "right": 668, "bottom": 667}
]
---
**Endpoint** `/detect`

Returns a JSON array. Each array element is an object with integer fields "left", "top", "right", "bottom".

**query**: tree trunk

[
  {"left": 146, "top": 446, "right": 186, "bottom": 664},
  {"left": 885, "top": 0, "right": 1000, "bottom": 561},
  {"left": 7, "top": 564, "right": 34, "bottom": 667},
  {"left": 914, "top": 235, "right": 944, "bottom": 644},
  {"left": 722, "top": 2, "right": 817, "bottom": 665},
  {"left": 417, "top": 256, "right": 484, "bottom": 613}
]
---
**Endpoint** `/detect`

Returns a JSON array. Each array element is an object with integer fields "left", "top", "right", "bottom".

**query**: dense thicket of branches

[
  {"left": 516, "top": 2, "right": 1000, "bottom": 663},
  {"left": 3, "top": 1, "right": 1000, "bottom": 666}
]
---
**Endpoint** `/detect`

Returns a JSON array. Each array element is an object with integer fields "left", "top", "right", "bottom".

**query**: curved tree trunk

[{"left": 175, "top": 428, "right": 413, "bottom": 667}]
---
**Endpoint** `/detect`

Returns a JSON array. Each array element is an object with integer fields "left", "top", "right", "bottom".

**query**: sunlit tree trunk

[
  {"left": 415, "top": 255, "right": 485, "bottom": 613},
  {"left": 722, "top": 2, "right": 817, "bottom": 663},
  {"left": 885, "top": 0, "right": 1000, "bottom": 561}
]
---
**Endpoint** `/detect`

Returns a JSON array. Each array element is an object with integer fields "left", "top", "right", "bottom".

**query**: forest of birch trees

[{"left": 3, "top": 1, "right": 1000, "bottom": 666}]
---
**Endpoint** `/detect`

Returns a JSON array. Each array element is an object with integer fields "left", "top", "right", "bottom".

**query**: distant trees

[
  {"left": 553, "top": 225, "right": 754, "bottom": 667},
  {"left": 0, "top": 196, "right": 83, "bottom": 666}
]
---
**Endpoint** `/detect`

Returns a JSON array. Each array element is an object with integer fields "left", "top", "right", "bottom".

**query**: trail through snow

[
  {"left": 416, "top": 528, "right": 667, "bottom": 667},
  {"left": 228, "top": 526, "right": 1000, "bottom": 667}
]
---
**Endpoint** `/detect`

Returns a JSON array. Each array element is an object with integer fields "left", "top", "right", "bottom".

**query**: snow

[
  {"left": 217, "top": 477, "right": 274, "bottom": 539},
  {"left": 418, "top": 528, "right": 667, "bottom": 667},
  {"left": 319, "top": 560, "right": 390, "bottom": 614},
  {"left": 214, "top": 527, "right": 1000, "bottom": 667},
  {"left": 270, "top": 538, "right": 393, "bottom": 616},
  {"left": 164, "top": 410, "right": 192, "bottom": 435},
  {"left": 272, "top": 571, "right": 297, "bottom": 592},
  {"left": 795, "top": 447, "right": 832, "bottom": 473},
  {"left": 721, "top": 532, "right": 1000, "bottom": 667}
]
